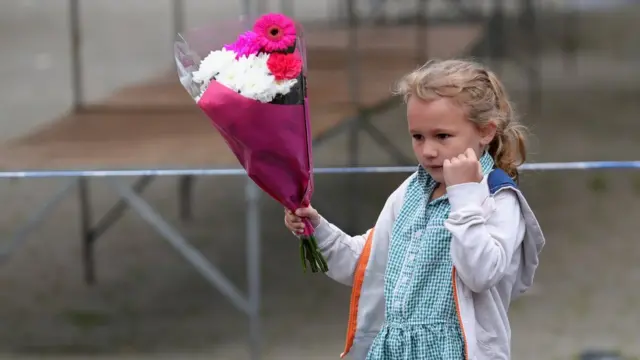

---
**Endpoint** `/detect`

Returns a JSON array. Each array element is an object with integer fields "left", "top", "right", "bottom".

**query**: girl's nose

[{"left": 422, "top": 144, "right": 437, "bottom": 158}]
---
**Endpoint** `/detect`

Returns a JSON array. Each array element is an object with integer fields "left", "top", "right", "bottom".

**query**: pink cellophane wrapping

[
  {"left": 174, "top": 16, "right": 315, "bottom": 236},
  {"left": 197, "top": 80, "right": 315, "bottom": 235}
]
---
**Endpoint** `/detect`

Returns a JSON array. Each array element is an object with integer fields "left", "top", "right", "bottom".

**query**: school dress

[{"left": 365, "top": 152, "right": 496, "bottom": 360}]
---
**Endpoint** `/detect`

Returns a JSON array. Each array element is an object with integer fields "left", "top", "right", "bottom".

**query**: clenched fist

[
  {"left": 443, "top": 148, "right": 483, "bottom": 187},
  {"left": 284, "top": 206, "right": 321, "bottom": 234}
]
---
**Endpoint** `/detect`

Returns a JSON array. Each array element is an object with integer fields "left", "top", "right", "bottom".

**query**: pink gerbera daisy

[
  {"left": 252, "top": 13, "right": 297, "bottom": 52},
  {"left": 223, "top": 30, "right": 262, "bottom": 59}
]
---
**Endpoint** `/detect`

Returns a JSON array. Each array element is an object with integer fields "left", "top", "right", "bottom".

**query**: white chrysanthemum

[
  {"left": 215, "top": 52, "right": 278, "bottom": 103},
  {"left": 243, "top": 52, "right": 270, "bottom": 70},
  {"left": 215, "top": 59, "right": 249, "bottom": 93},
  {"left": 238, "top": 53, "right": 279, "bottom": 102},
  {"left": 240, "top": 67, "right": 278, "bottom": 103},
  {"left": 192, "top": 49, "right": 236, "bottom": 84},
  {"left": 273, "top": 79, "right": 298, "bottom": 95}
]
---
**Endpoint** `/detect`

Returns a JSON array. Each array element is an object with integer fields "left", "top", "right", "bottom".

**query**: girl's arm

[
  {"left": 444, "top": 182, "right": 526, "bottom": 293},
  {"left": 313, "top": 175, "right": 410, "bottom": 286},
  {"left": 313, "top": 218, "right": 372, "bottom": 286}
]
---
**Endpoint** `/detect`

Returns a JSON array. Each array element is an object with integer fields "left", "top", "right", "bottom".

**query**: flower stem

[
  {"left": 299, "top": 235, "right": 329, "bottom": 273},
  {"left": 304, "top": 239, "right": 317, "bottom": 272},
  {"left": 309, "top": 235, "right": 328, "bottom": 272},
  {"left": 299, "top": 240, "right": 307, "bottom": 273}
]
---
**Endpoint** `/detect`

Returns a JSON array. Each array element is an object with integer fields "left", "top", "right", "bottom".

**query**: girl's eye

[
  {"left": 412, "top": 134, "right": 423, "bottom": 141},
  {"left": 436, "top": 133, "right": 450, "bottom": 140}
]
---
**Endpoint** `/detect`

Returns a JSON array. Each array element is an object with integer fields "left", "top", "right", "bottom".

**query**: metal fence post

[
  {"left": 172, "top": 0, "right": 185, "bottom": 35},
  {"left": 78, "top": 178, "right": 96, "bottom": 285},
  {"left": 562, "top": 4, "right": 578, "bottom": 73},
  {"left": 522, "top": 0, "right": 541, "bottom": 113},
  {"left": 489, "top": 0, "right": 505, "bottom": 73},
  {"left": 242, "top": 0, "right": 253, "bottom": 19},
  {"left": 279, "top": 0, "right": 294, "bottom": 16},
  {"left": 346, "top": 0, "right": 361, "bottom": 233},
  {"left": 415, "top": 0, "right": 428, "bottom": 64},
  {"left": 69, "top": 0, "right": 83, "bottom": 112},
  {"left": 245, "top": 179, "right": 261, "bottom": 360}
]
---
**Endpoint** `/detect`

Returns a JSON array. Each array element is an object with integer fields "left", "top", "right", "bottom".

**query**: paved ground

[{"left": 1, "top": 1, "right": 640, "bottom": 360}]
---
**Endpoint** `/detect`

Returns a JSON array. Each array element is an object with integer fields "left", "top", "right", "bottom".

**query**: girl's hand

[
  {"left": 284, "top": 205, "right": 321, "bottom": 234},
  {"left": 443, "top": 148, "right": 483, "bottom": 186}
]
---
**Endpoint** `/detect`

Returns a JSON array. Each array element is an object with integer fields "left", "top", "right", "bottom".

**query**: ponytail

[
  {"left": 486, "top": 71, "right": 527, "bottom": 183},
  {"left": 488, "top": 123, "right": 528, "bottom": 183}
]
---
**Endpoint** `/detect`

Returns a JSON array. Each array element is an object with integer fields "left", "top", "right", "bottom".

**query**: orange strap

[
  {"left": 341, "top": 228, "right": 375, "bottom": 358},
  {"left": 452, "top": 268, "right": 469, "bottom": 360}
]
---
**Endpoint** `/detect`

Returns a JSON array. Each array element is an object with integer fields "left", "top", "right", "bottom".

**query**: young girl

[{"left": 284, "top": 59, "right": 545, "bottom": 360}]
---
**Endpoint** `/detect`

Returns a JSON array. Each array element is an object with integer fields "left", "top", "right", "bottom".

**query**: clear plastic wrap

[{"left": 174, "top": 13, "right": 326, "bottom": 273}]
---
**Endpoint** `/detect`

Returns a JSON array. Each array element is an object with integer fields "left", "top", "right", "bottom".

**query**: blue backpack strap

[{"left": 488, "top": 168, "right": 517, "bottom": 195}]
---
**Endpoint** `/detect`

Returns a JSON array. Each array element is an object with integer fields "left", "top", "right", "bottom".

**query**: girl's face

[{"left": 407, "top": 96, "right": 496, "bottom": 184}]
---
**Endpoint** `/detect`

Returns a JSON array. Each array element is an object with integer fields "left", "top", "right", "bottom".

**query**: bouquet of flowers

[{"left": 174, "top": 13, "right": 327, "bottom": 273}]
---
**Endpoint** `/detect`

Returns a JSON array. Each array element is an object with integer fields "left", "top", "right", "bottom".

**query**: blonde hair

[{"left": 394, "top": 59, "right": 528, "bottom": 182}]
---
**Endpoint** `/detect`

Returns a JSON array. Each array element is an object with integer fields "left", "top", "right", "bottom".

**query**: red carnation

[{"left": 267, "top": 52, "right": 303, "bottom": 81}]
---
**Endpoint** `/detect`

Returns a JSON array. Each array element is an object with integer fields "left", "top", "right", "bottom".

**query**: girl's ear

[{"left": 479, "top": 121, "right": 498, "bottom": 146}]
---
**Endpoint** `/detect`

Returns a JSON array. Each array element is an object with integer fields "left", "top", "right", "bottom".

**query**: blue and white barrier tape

[{"left": 0, "top": 161, "right": 638, "bottom": 179}]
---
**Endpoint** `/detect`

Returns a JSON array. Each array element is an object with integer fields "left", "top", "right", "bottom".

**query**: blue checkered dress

[{"left": 366, "top": 152, "right": 495, "bottom": 360}]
